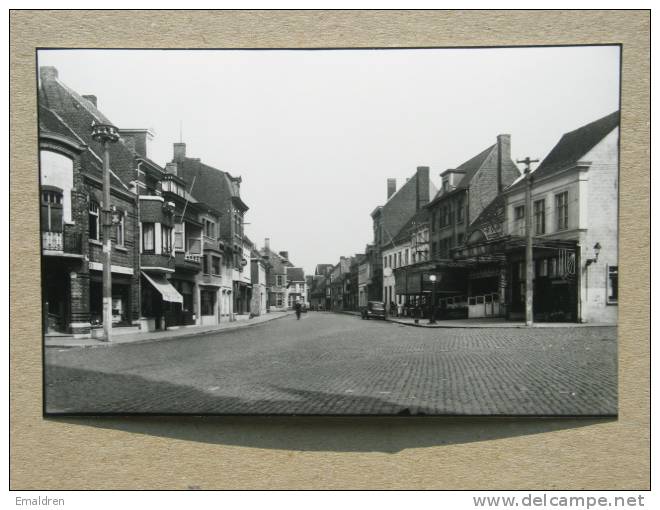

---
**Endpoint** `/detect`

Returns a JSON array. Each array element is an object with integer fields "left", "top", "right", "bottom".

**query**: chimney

[
  {"left": 497, "top": 134, "right": 511, "bottom": 192},
  {"left": 279, "top": 251, "right": 289, "bottom": 261},
  {"left": 173, "top": 142, "right": 186, "bottom": 162},
  {"left": 387, "top": 178, "right": 397, "bottom": 199},
  {"left": 415, "top": 166, "right": 430, "bottom": 211},
  {"left": 165, "top": 162, "right": 178, "bottom": 175},
  {"left": 82, "top": 95, "right": 97, "bottom": 107},
  {"left": 264, "top": 238, "right": 270, "bottom": 251},
  {"left": 120, "top": 129, "right": 153, "bottom": 158},
  {"left": 39, "top": 66, "right": 58, "bottom": 82}
]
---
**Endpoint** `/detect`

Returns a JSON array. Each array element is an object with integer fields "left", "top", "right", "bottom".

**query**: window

[
  {"left": 514, "top": 205, "right": 525, "bottom": 220},
  {"left": 457, "top": 197, "right": 465, "bottom": 223},
  {"left": 398, "top": 252, "right": 402, "bottom": 267},
  {"left": 404, "top": 249, "right": 409, "bottom": 265},
  {"left": 212, "top": 256, "right": 221, "bottom": 275},
  {"left": 174, "top": 223, "right": 184, "bottom": 251},
  {"left": 388, "top": 255, "right": 392, "bottom": 268},
  {"left": 555, "top": 192, "right": 569, "bottom": 231},
  {"left": 276, "top": 293, "right": 283, "bottom": 307},
  {"left": 457, "top": 232, "right": 465, "bottom": 245},
  {"left": 440, "top": 206, "right": 449, "bottom": 227},
  {"left": 41, "top": 187, "right": 63, "bottom": 232},
  {"left": 607, "top": 265, "right": 618, "bottom": 304},
  {"left": 276, "top": 275, "right": 285, "bottom": 287},
  {"left": 432, "top": 241, "right": 437, "bottom": 256},
  {"left": 115, "top": 211, "right": 125, "bottom": 246},
  {"left": 383, "top": 256, "right": 387, "bottom": 268},
  {"left": 162, "top": 225, "right": 173, "bottom": 254},
  {"left": 204, "top": 218, "right": 215, "bottom": 239},
  {"left": 142, "top": 222, "right": 155, "bottom": 253},
  {"left": 534, "top": 199, "right": 546, "bottom": 235},
  {"left": 88, "top": 201, "right": 100, "bottom": 241}
]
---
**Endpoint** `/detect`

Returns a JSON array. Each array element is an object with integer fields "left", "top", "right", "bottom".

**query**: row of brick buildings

[
  {"left": 310, "top": 112, "right": 619, "bottom": 323},
  {"left": 39, "top": 66, "right": 306, "bottom": 337}
]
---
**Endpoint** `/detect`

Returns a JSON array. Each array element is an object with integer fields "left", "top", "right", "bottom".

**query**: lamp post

[
  {"left": 517, "top": 156, "right": 539, "bottom": 327},
  {"left": 91, "top": 122, "right": 119, "bottom": 341},
  {"left": 429, "top": 274, "right": 437, "bottom": 324}
]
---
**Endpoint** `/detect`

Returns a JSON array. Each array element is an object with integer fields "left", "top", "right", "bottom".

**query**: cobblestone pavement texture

[{"left": 45, "top": 312, "right": 617, "bottom": 415}]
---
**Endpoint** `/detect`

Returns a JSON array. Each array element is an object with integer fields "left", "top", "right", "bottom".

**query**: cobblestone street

[{"left": 45, "top": 312, "right": 617, "bottom": 415}]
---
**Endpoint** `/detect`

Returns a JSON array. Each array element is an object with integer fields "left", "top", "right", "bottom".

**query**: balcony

[
  {"left": 175, "top": 251, "right": 202, "bottom": 272},
  {"left": 42, "top": 230, "right": 83, "bottom": 256},
  {"left": 141, "top": 253, "right": 175, "bottom": 272}
]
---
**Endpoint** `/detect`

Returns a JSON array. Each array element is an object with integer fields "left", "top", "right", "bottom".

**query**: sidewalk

[
  {"left": 338, "top": 311, "right": 614, "bottom": 328},
  {"left": 45, "top": 311, "right": 295, "bottom": 349}
]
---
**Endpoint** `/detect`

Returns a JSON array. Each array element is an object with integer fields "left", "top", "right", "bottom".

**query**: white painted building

[{"left": 502, "top": 111, "right": 619, "bottom": 323}]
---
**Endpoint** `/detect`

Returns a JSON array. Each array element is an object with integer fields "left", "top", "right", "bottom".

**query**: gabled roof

[
  {"left": 531, "top": 111, "right": 620, "bottom": 182},
  {"left": 178, "top": 157, "right": 249, "bottom": 213},
  {"left": 391, "top": 208, "right": 430, "bottom": 246},
  {"left": 39, "top": 105, "right": 130, "bottom": 192},
  {"left": 467, "top": 194, "right": 506, "bottom": 241},
  {"left": 286, "top": 267, "right": 305, "bottom": 282},
  {"left": 428, "top": 144, "right": 496, "bottom": 206}
]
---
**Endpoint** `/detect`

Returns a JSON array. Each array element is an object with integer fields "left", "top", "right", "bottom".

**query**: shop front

[
  {"left": 394, "top": 262, "right": 468, "bottom": 319},
  {"left": 140, "top": 271, "right": 184, "bottom": 330}
]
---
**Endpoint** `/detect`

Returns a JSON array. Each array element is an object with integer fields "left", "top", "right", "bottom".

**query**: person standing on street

[{"left": 294, "top": 301, "right": 302, "bottom": 320}]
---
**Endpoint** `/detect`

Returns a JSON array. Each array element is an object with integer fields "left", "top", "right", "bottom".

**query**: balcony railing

[
  {"left": 42, "top": 231, "right": 83, "bottom": 254},
  {"left": 184, "top": 253, "right": 202, "bottom": 263}
]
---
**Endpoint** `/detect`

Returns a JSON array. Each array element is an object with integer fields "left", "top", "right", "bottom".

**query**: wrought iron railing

[{"left": 42, "top": 231, "right": 83, "bottom": 254}]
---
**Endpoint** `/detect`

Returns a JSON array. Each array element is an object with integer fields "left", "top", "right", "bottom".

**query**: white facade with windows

[{"left": 503, "top": 126, "right": 619, "bottom": 323}]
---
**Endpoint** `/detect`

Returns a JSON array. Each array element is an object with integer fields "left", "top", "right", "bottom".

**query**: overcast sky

[{"left": 38, "top": 46, "right": 620, "bottom": 274}]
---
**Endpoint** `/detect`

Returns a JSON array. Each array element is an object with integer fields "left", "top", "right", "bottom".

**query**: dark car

[{"left": 360, "top": 301, "right": 387, "bottom": 320}]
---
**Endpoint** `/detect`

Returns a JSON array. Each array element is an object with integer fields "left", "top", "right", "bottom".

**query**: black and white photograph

[{"left": 39, "top": 45, "right": 620, "bottom": 416}]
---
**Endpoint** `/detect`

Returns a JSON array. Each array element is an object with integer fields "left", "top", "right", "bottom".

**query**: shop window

[
  {"left": 555, "top": 191, "right": 569, "bottom": 231},
  {"left": 607, "top": 265, "right": 618, "bottom": 304},
  {"left": 534, "top": 199, "right": 546, "bottom": 235},
  {"left": 201, "top": 290, "right": 216, "bottom": 316},
  {"left": 89, "top": 201, "right": 100, "bottom": 241},
  {"left": 142, "top": 222, "right": 155, "bottom": 253}
]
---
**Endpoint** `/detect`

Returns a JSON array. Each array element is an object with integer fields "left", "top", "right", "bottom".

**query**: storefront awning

[{"left": 141, "top": 271, "right": 183, "bottom": 304}]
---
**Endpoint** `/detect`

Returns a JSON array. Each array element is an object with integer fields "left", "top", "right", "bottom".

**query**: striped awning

[{"left": 141, "top": 271, "right": 183, "bottom": 304}]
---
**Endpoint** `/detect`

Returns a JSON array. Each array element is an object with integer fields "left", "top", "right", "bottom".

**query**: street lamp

[
  {"left": 585, "top": 242, "right": 602, "bottom": 266},
  {"left": 91, "top": 121, "right": 119, "bottom": 341},
  {"left": 429, "top": 274, "right": 437, "bottom": 324}
]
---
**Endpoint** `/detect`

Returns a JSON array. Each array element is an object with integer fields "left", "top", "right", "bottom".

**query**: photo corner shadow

[{"left": 45, "top": 413, "right": 617, "bottom": 454}]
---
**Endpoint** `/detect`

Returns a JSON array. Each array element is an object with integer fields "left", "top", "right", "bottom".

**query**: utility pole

[
  {"left": 92, "top": 122, "right": 119, "bottom": 341},
  {"left": 517, "top": 157, "right": 539, "bottom": 327}
]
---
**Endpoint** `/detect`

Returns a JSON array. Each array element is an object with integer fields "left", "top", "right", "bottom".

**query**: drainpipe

[{"left": 136, "top": 161, "right": 143, "bottom": 329}]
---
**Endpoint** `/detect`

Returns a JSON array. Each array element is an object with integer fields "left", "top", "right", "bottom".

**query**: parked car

[{"left": 360, "top": 301, "right": 387, "bottom": 320}]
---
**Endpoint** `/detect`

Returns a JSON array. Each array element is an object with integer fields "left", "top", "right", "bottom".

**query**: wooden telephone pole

[{"left": 516, "top": 157, "right": 539, "bottom": 327}]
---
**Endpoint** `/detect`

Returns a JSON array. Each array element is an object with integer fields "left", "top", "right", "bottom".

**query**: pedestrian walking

[{"left": 294, "top": 301, "right": 302, "bottom": 320}]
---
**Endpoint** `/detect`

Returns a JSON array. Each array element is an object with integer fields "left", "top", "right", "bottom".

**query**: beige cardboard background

[{"left": 10, "top": 10, "right": 649, "bottom": 489}]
